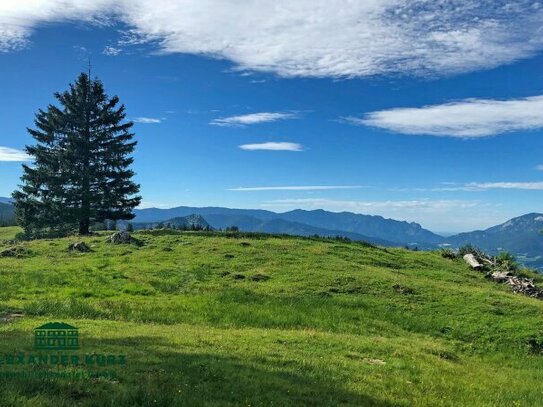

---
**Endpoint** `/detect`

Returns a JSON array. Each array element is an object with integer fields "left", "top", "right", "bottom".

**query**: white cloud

[
  {"left": 133, "top": 117, "right": 162, "bottom": 124},
  {"left": 351, "top": 95, "right": 543, "bottom": 138},
  {"left": 228, "top": 186, "right": 363, "bottom": 192},
  {"left": 210, "top": 112, "right": 297, "bottom": 127},
  {"left": 103, "top": 45, "right": 121, "bottom": 56},
  {"left": 0, "top": 146, "right": 31, "bottom": 162},
  {"left": 262, "top": 198, "right": 480, "bottom": 211},
  {"left": 431, "top": 181, "right": 543, "bottom": 191},
  {"left": 239, "top": 142, "right": 302, "bottom": 152},
  {"left": 2, "top": 1, "right": 543, "bottom": 77},
  {"left": 396, "top": 181, "right": 543, "bottom": 192},
  {"left": 536, "top": 165, "right": 543, "bottom": 171},
  {"left": 0, "top": 1, "right": 116, "bottom": 52},
  {"left": 466, "top": 182, "right": 543, "bottom": 191}
]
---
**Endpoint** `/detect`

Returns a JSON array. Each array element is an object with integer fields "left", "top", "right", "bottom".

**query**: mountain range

[
  {"left": 132, "top": 205, "right": 542, "bottom": 270},
  {"left": 132, "top": 206, "right": 441, "bottom": 247},
  {"left": 1, "top": 198, "right": 541, "bottom": 269}
]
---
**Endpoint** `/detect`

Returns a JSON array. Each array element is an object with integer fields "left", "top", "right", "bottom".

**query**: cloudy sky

[{"left": 0, "top": 0, "right": 542, "bottom": 233}]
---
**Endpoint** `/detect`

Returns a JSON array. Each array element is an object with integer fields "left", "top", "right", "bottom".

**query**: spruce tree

[{"left": 13, "top": 73, "right": 141, "bottom": 236}]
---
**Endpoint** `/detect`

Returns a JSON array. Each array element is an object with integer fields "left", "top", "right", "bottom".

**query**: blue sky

[{"left": 0, "top": 1, "right": 542, "bottom": 233}]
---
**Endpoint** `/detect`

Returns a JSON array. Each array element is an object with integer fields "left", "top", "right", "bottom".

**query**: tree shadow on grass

[{"left": 0, "top": 331, "right": 394, "bottom": 406}]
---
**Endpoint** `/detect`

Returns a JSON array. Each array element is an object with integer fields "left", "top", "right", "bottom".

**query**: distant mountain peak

[
  {"left": 495, "top": 212, "right": 543, "bottom": 229},
  {"left": 165, "top": 214, "right": 211, "bottom": 229}
]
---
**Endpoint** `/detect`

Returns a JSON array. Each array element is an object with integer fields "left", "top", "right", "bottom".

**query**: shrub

[
  {"left": 495, "top": 251, "right": 518, "bottom": 272},
  {"left": 458, "top": 244, "right": 485, "bottom": 258},
  {"left": 440, "top": 248, "right": 457, "bottom": 260}
]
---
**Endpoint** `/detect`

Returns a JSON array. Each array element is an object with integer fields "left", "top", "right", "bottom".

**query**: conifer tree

[{"left": 13, "top": 73, "right": 141, "bottom": 236}]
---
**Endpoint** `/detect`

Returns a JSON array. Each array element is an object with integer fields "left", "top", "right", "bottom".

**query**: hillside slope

[{"left": 0, "top": 229, "right": 542, "bottom": 406}]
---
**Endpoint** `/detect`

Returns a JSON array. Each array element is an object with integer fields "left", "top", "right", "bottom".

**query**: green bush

[
  {"left": 495, "top": 251, "right": 518, "bottom": 272},
  {"left": 440, "top": 248, "right": 457, "bottom": 260},
  {"left": 458, "top": 244, "right": 485, "bottom": 258}
]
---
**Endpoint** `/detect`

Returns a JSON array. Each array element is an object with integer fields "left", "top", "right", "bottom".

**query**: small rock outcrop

[
  {"left": 107, "top": 231, "right": 137, "bottom": 245},
  {"left": 0, "top": 246, "right": 28, "bottom": 258},
  {"left": 0, "top": 311, "right": 24, "bottom": 323},
  {"left": 393, "top": 284, "right": 415, "bottom": 295},
  {"left": 109, "top": 231, "right": 129, "bottom": 244},
  {"left": 68, "top": 241, "right": 91, "bottom": 252}
]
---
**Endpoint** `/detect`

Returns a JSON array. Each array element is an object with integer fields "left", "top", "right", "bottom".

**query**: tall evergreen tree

[{"left": 13, "top": 73, "right": 141, "bottom": 236}]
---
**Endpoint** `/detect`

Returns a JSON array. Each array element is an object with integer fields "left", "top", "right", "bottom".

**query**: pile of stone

[
  {"left": 0, "top": 311, "right": 24, "bottom": 324},
  {"left": 463, "top": 254, "right": 543, "bottom": 300},
  {"left": 0, "top": 246, "right": 28, "bottom": 258},
  {"left": 107, "top": 231, "right": 141, "bottom": 246},
  {"left": 68, "top": 241, "right": 91, "bottom": 252}
]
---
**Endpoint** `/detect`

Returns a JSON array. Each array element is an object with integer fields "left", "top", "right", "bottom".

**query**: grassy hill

[{"left": 0, "top": 227, "right": 542, "bottom": 406}]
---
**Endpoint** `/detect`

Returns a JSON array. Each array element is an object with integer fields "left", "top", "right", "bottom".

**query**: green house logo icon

[{"left": 34, "top": 322, "right": 79, "bottom": 350}]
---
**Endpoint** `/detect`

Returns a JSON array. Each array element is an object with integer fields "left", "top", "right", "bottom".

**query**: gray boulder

[
  {"left": 107, "top": 231, "right": 141, "bottom": 246},
  {"left": 68, "top": 241, "right": 91, "bottom": 252}
]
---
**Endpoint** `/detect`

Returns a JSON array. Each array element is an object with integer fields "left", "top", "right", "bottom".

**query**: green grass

[
  {"left": 0, "top": 228, "right": 542, "bottom": 406},
  {"left": 0, "top": 226, "right": 20, "bottom": 241}
]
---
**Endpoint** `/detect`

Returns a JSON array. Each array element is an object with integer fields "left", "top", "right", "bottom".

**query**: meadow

[{"left": 0, "top": 227, "right": 542, "bottom": 406}]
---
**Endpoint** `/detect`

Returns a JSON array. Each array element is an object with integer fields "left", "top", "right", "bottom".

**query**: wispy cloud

[
  {"left": 262, "top": 198, "right": 480, "bottom": 211},
  {"left": 133, "top": 117, "right": 162, "bottom": 124},
  {"left": 239, "top": 142, "right": 302, "bottom": 152},
  {"left": 349, "top": 95, "right": 543, "bottom": 138},
  {"left": 103, "top": 45, "right": 121, "bottom": 56},
  {"left": 536, "top": 165, "right": 543, "bottom": 171},
  {"left": 227, "top": 186, "right": 363, "bottom": 192},
  {"left": 465, "top": 182, "right": 543, "bottom": 191},
  {"left": 4, "top": 2, "right": 542, "bottom": 77},
  {"left": 210, "top": 112, "right": 297, "bottom": 127},
  {"left": 0, "top": 146, "right": 30, "bottom": 162},
  {"left": 427, "top": 181, "right": 543, "bottom": 191},
  {"left": 394, "top": 181, "right": 543, "bottom": 192}
]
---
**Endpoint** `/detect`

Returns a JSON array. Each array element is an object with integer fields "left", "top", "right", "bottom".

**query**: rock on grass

[
  {"left": 68, "top": 241, "right": 91, "bottom": 252},
  {"left": 0, "top": 246, "right": 28, "bottom": 258},
  {"left": 107, "top": 231, "right": 142, "bottom": 246}
]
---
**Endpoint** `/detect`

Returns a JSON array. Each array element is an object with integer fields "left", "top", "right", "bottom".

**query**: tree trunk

[
  {"left": 79, "top": 75, "right": 92, "bottom": 236},
  {"left": 79, "top": 217, "right": 90, "bottom": 235}
]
